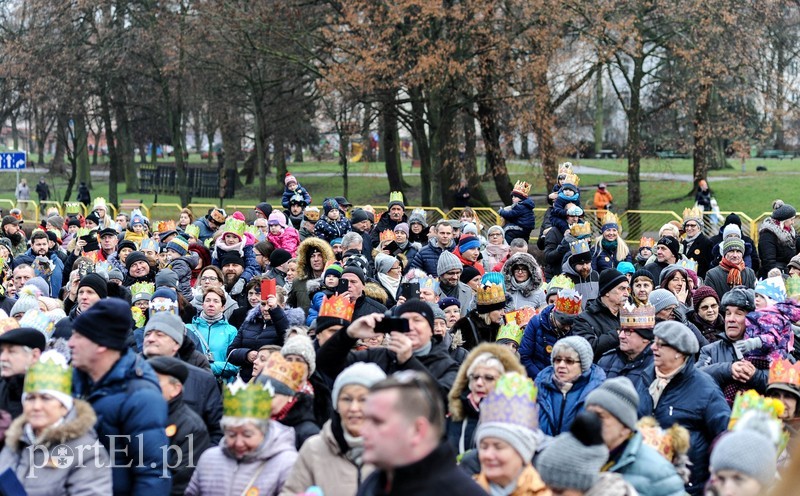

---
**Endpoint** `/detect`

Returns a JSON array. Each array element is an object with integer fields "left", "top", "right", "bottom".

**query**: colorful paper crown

[
  {"left": 131, "top": 282, "right": 155, "bottom": 300},
  {"left": 157, "top": 220, "right": 176, "bottom": 233},
  {"left": 221, "top": 218, "right": 246, "bottom": 238},
  {"left": 477, "top": 282, "right": 506, "bottom": 308},
  {"left": 131, "top": 306, "right": 146, "bottom": 328},
  {"left": 602, "top": 211, "right": 620, "bottom": 229},
  {"left": 65, "top": 202, "right": 82, "bottom": 215},
  {"left": 223, "top": 376, "right": 274, "bottom": 418},
  {"left": 678, "top": 258, "right": 698, "bottom": 273},
  {"left": 149, "top": 299, "right": 179, "bottom": 315},
  {"left": 637, "top": 417, "right": 690, "bottom": 463},
  {"left": 786, "top": 275, "right": 800, "bottom": 299},
  {"left": 562, "top": 172, "right": 580, "bottom": 187},
  {"left": 141, "top": 238, "right": 160, "bottom": 253},
  {"left": 682, "top": 207, "right": 703, "bottom": 225},
  {"left": 570, "top": 222, "right": 593, "bottom": 239},
  {"left": 183, "top": 224, "right": 200, "bottom": 239},
  {"left": 388, "top": 191, "right": 404, "bottom": 204},
  {"left": 496, "top": 322, "right": 524, "bottom": 345},
  {"left": 769, "top": 359, "right": 800, "bottom": 387},
  {"left": 569, "top": 239, "right": 591, "bottom": 255},
  {"left": 639, "top": 237, "right": 655, "bottom": 249},
  {"left": 419, "top": 276, "right": 440, "bottom": 293},
  {"left": 379, "top": 230, "right": 396, "bottom": 244},
  {"left": 319, "top": 294, "right": 355, "bottom": 322},
  {"left": 261, "top": 353, "right": 306, "bottom": 394},
  {"left": 76, "top": 227, "right": 91, "bottom": 238},
  {"left": 512, "top": 181, "right": 531, "bottom": 197},
  {"left": 558, "top": 162, "right": 573, "bottom": 176},
  {"left": 547, "top": 274, "right": 575, "bottom": 293},
  {"left": 620, "top": 303, "right": 655, "bottom": 329},
  {"left": 728, "top": 389, "right": 785, "bottom": 430},
  {"left": 479, "top": 372, "right": 538, "bottom": 430},
  {"left": 505, "top": 307, "right": 538, "bottom": 327},
  {"left": 244, "top": 225, "right": 260, "bottom": 237},
  {"left": 304, "top": 206, "right": 320, "bottom": 222},
  {"left": 554, "top": 288, "right": 582, "bottom": 315},
  {"left": 18, "top": 310, "right": 55, "bottom": 337},
  {"left": 93, "top": 197, "right": 107, "bottom": 210},
  {"left": 24, "top": 350, "right": 71, "bottom": 396}
]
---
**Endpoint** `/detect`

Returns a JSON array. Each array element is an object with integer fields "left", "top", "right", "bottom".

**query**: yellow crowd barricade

[
  {"left": 40, "top": 201, "right": 63, "bottom": 217},
  {"left": 187, "top": 204, "right": 218, "bottom": 218},
  {"left": 149, "top": 203, "right": 183, "bottom": 223},
  {"left": 446, "top": 208, "right": 502, "bottom": 229}
]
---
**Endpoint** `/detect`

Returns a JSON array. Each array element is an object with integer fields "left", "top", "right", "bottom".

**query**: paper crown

[
  {"left": 149, "top": 299, "right": 179, "bottom": 316},
  {"left": 131, "top": 306, "right": 146, "bottom": 328},
  {"left": 24, "top": 350, "right": 71, "bottom": 396},
  {"left": 786, "top": 275, "right": 800, "bottom": 299},
  {"left": 637, "top": 417, "right": 690, "bottom": 463},
  {"left": 477, "top": 282, "right": 506, "bottom": 308},
  {"left": 244, "top": 225, "right": 260, "bottom": 237},
  {"left": 769, "top": 359, "right": 800, "bottom": 387},
  {"left": 419, "top": 276, "right": 440, "bottom": 293},
  {"left": 496, "top": 322, "right": 524, "bottom": 345},
  {"left": 223, "top": 376, "right": 274, "bottom": 418},
  {"left": 558, "top": 162, "right": 573, "bottom": 176},
  {"left": 92, "top": 197, "right": 107, "bottom": 210},
  {"left": 512, "top": 181, "right": 531, "bottom": 197},
  {"left": 75, "top": 227, "right": 91, "bottom": 238},
  {"left": 319, "top": 294, "right": 355, "bottom": 322},
  {"left": 728, "top": 389, "right": 785, "bottom": 430},
  {"left": 554, "top": 288, "right": 582, "bottom": 315},
  {"left": 570, "top": 222, "right": 593, "bottom": 239},
  {"left": 140, "top": 238, "right": 160, "bottom": 253},
  {"left": 620, "top": 303, "right": 655, "bottom": 329},
  {"left": 261, "top": 353, "right": 306, "bottom": 394},
  {"left": 131, "top": 282, "right": 155, "bottom": 300},
  {"left": 562, "top": 172, "right": 580, "bottom": 186},
  {"left": 183, "top": 224, "right": 200, "bottom": 239},
  {"left": 639, "top": 237, "right": 655, "bottom": 248},
  {"left": 547, "top": 274, "right": 575, "bottom": 293},
  {"left": 0, "top": 317, "right": 18, "bottom": 333},
  {"left": 388, "top": 191, "right": 404, "bottom": 204},
  {"left": 65, "top": 202, "right": 82, "bottom": 215},
  {"left": 602, "top": 211, "right": 620, "bottom": 229},
  {"left": 18, "top": 310, "right": 55, "bottom": 337},
  {"left": 505, "top": 307, "right": 538, "bottom": 327},
  {"left": 379, "top": 230, "right": 396, "bottom": 244},
  {"left": 677, "top": 258, "right": 698, "bottom": 273},
  {"left": 682, "top": 206, "right": 703, "bottom": 225},
  {"left": 222, "top": 218, "right": 246, "bottom": 238},
  {"left": 569, "top": 239, "right": 591, "bottom": 255},
  {"left": 479, "top": 372, "right": 538, "bottom": 430},
  {"left": 157, "top": 220, "right": 176, "bottom": 233},
  {"left": 304, "top": 206, "right": 320, "bottom": 222}
]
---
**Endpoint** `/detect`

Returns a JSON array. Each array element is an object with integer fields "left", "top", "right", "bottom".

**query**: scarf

[
  {"left": 200, "top": 311, "right": 224, "bottom": 324},
  {"left": 601, "top": 239, "right": 618, "bottom": 253},
  {"left": 720, "top": 258, "right": 745, "bottom": 286},
  {"left": 684, "top": 232, "right": 700, "bottom": 245},
  {"left": 377, "top": 272, "right": 401, "bottom": 300},
  {"left": 485, "top": 243, "right": 510, "bottom": 264},
  {"left": 510, "top": 276, "right": 534, "bottom": 297},
  {"left": 413, "top": 341, "right": 432, "bottom": 357},
  {"left": 488, "top": 479, "right": 519, "bottom": 496},
  {"left": 648, "top": 362, "right": 685, "bottom": 407},
  {"left": 343, "top": 430, "right": 365, "bottom": 467},
  {"left": 272, "top": 396, "right": 299, "bottom": 421}
]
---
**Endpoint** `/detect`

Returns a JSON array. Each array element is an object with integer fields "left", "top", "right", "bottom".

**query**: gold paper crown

[
  {"left": 262, "top": 353, "right": 306, "bottom": 393},
  {"left": 304, "top": 206, "right": 320, "bottom": 222},
  {"left": 769, "top": 359, "right": 800, "bottom": 387},
  {"left": 65, "top": 202, "right": 82, "bottom": 215},
  {"left": 569, "top": 239, "right": 591, "bottom": 255},
  {"left": 547, "top": 274, "right": 575, "bottom": 292},
  {"left": 682, "top": 206, "right": 703, "bottom": 225},
  {"left": 24, "top": 350, "right": 71, "bottom": 396},
  {"left": 554, "top": 288, "right": 582, "bottom": 315},
  {"left": 639, "top": 237, "right": 655, "bottom": 248},
  {"left": 157, "top": 220, "right": 176, "bottom": 233},
  {"left": 505, "top": 307, "right": 537, "bottom": 327},
  {"left": 222, "top": 218, "right": 246, "bottom": 238},
  {"left": 184, "top": 224, "right": 200, "bottom": 239},
  {"left": 379, "top": 230, "right": 396, "bottom": 244},
  {"left": 244, "top": 225, "right": 259, "bottom": 237},
  {"left": 558, "top": 162, "right": 573, "bottom": 176},
  {"left": 678, "top": 259, "right": 698, "bottom": 272},
  {"left": 562, "top": 172, "right": 580, "bottom": 186},
  {"left": 728, "top": 389, "right": 785, "bottom": 430},
  {"left": 477, "top": 282, "right": 505, "bottom": 306},
  {"left": 389, "top": 191, "right": 404, "bottom": 204},
  {"left": 419, "top": 276, "right": 440, "bottom": 292},
  {"left": 620, "top": 303, "right": 655, "bottom": 329},
  {"left": 130, "top": 282, "right": 155, "bottom": 299},
  {"left": 570, "top": 222, "right": 593, "bottom": 239},
  {"left": 223, "top": 377, "right": 274, "bottom": 418},
  {"left": 479, "top": 373, "right": 538, "bottom": 430},
  {"left": 319, "top": 294, "right": 355, "bottom": 322},
  {"left": 786, "top": 275, "right": 800, "bottom": 299},
  {"left": 92, "top": 197, "right": 107, "bottom": 210},
  {"left": 496, "top": 322, "right": 524, "bottom": 345},
  {"left": 601, "top": 211, "right": 620, "bottom": 229},
  {"left": 512, "top": 181, "right": 531, "bottom": 197}
]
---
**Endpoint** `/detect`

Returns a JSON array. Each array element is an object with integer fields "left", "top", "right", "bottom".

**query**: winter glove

[
  {"left": 230, "top": 278, "right": 245, "bottom": 296},
  {"left": 733, "top": 337, "right": 762, "bottom": 355}
]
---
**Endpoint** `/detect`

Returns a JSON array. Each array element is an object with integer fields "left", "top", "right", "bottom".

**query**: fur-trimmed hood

[
  {"left": 295, "top": 237, "right": 335, "bottom": 280},
  {"left": 6, "top": 399, "right": 96, "bottom": 450},
  {"left": 447, "top": 343, "right": 525, "bottom": 421},
  {"left": 502, "top": 252, "right": 544, "bottom": 296},
  {"left": 760, "top": 217, "right": 796, "bottom": 245},
  {"left": 364, "top": 282, "right": 389, "bottom": 304}
]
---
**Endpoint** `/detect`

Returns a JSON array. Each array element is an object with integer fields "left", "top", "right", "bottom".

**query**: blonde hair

[{"left": 593, "top": 235, "right": 630, "bottom": 262}]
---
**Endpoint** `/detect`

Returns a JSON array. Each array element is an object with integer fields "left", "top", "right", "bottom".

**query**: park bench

[
  {"left": 760, "top": 149, "right": 794, "bottom": 159},
  {"left": 595, "top": 149, "right": 617, "bottom": 159},
  {"left": 120, "top": 198, "right": 144, "bottom": 213},
  {"left": 655, "top": 150, "right": 690, "bottom": 159}
]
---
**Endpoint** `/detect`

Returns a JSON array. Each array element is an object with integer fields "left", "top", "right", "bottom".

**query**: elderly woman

[
  {"left": 708, "top": 430, "right": 777, "bottom": 496},
  {"left": 475, "top": 373, "right": 551, "bottom": 495},
  {"left": 591, "top": 214, "right": 632, "bottom": 273},
  {"left": 636, "top": 321, "right": 730, "bottom": 495},
  {"left": 0, "top": 351, "right": 111, "bottom": 495},
  {"left": 187, "top": 286, "right": 239, "bottom": 380},
  {"left": 186, "top": 378, "right": 298, "bottom": 495},
  {"left": 280, "top": 362, "right": 385, "bottom": 496},
  {"left": 374, "top": 253, "right": 402, "bottom": 308},
  {"left": 482, "top": 226, "right": 509, "bottom": 272},
  {"left": 686, "top": 286, "right": 724, "bottom": 343},
  {"left": 446, "top": 344, "right": 523, "bottom": 455},
  {"left": 758, "top": 200, "right": 797, "bottom": 277},
  {"left": 227, "top": 290, "right": 289, "bottom": 382},
  {"left": 502, "top": 252, "right": 546, "bottom": 311},
  {"left": 535, "top": 336, "right": 606, "bottom": 437}
]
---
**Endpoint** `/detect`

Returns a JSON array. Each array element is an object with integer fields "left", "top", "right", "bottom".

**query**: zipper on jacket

[{"left": 556, "top": 391, "right": 568, "bottom": 434}]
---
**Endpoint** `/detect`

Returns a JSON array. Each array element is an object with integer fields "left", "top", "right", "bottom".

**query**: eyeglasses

[
  {"left": 488, "top": 233, "right": 503, "bottom": 237},
  {"left": 468, "top": 374, "right": 498, "bottom": 383},
  {"left": 684, "top": 223, "right": 700, "bottom": 229},
  {"left": 553, "top": 356, "right": 579, "bottom": 366},
  {"left": 513, "top": 266, "right": 528, "bottom": 272},
  {"left": 652, "top": 338, "right": 674, "bottom": 349},
  {"left": 200, "top": 276, "right": 219, "bottom": 282}
]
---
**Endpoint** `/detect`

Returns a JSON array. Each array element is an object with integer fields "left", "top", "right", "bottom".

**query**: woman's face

[
  {"left": 478, "top": 437, "right": 525, "bottom": 488},
  {"left": 394, "top": 230, "right": 407, "bottom": 244},
  {"left": 443, "top": 305, "right": 460, "bottom": 328},
  {"left": 667, "top": 273, "right": 686, "bottom": 296},
  {"left": 410, "top": 223, "right": 423, "bottom": 234},
  {"left": 0, "top": 245, "right": 10, "bottom": 260},
  {"left": 200, "top": 269, "right": 221, "bottom": 291},
  {"left": 652, "top": 339, "right": 685, "bottom": 374},
  {"left": 512, "top": 265, "right": 529, "bottom": 283},
  {"left": 603, "top": 228, "right": 618, "bottom": 242},
  {"left": 179, "top": 212, "right": 190, "bottom": 225},
  {"left": 203, "top": 292, "right": 223, "bottom": 317},
  {"left": 698, "top": 296, "right": 719, "bottom": 323},
  {"left": 247, "top": 287, "right": 261, "bottom": 308},
  {"left": 711, "top": 470, "right": 762, "bottom": 496},
  {"left": 468, "top": 365, "right": 501, "bottom": 400},
  {"left": 23, "top": 393, "right": 68, "bottom": 434},
  {"left": 488, "top": 231, "right": 504, "bottom": 245},
  {"left": 252, "top": 350, "right": 273, "bottom": 378},
  {"left": 285, "top": 262, "right": 297, "bottom": 282},
  {"left": 224, "top": 423, "right": 265, "bottom": 459},
  {"left": 337, "top": 384, "right": 369, "bottom": 437},
  {"left": 118, "top": 247, "right": 133, "bottom": 264},
  {"left": 553, "top": 350, "right": 582, "bottom": 383}
]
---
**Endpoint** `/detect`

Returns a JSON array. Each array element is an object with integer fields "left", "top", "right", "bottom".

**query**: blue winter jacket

[
  {"left": 14, "top": 249, "right": 64, "bottom": 297},
  {"left": 520, "top": 305, "right": 566, "bottom": 379},
  {"left": 227, "top": 305, "right": 289, "bottom": 382},
  {"left": 281, "top": 184, "right": 312, "bottom": 209},
  {"left": 498, "top": 197, "right": 536, "bottom": 233},
  {"left": 192, "top": 217, "right": 216, "bottom": 243},
  {"left": 607, "top": 431, "right": 686, "bottom": 496},
  {"left": 597, "top": 347, "right": 654, "bottom": 391},
  {"left": 535, "top": 364, "right": 606, "bottom": 436},
  {"left": 591, "top": 242, "right": 632, "bottom": 272},
  {"left": 72, "top": 350, "right": 170, "bottom": 496},
  {"left": 635, "top": 359, "right": 731, "bottom": 496},
  {"left": 187, "top": 315, "right": 239, "bottom": 378},
  {"left": 410, "top": 238, "right": 455, "bottom": 277},
  {"left": 314, "top": 217, "right": 352, "bottom": 243}
]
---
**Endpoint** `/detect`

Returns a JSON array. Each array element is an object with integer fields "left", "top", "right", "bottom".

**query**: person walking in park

[
  {"left": 35, "top": 177, "right": 49, "bottom": 214},
  {"left": 14, "top": 178, "right": 28, "bottom": 202}
]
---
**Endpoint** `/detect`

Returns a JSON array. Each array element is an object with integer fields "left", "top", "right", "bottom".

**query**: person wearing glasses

[
  {"left": 502, "top": 252, "right": 546, "bottom": 311},
  {"left": 597, "top": 304, "right": 655, "bottom": 391},
  {"left": 191, "top": 266, "right": 239, "bottom": 321},
  {"left": 636, "top": 321, "right": 730, "bottom": 496},
  {"left": 535, "top": 336, "right": 606, "bottom": 437},
  {"left": 357, "top": 371, "right": 486, "bottom": 496}
]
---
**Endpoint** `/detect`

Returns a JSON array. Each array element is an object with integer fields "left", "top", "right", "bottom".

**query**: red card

[{"left": 261, "top": 278, "right": 277, "bottom": 300}]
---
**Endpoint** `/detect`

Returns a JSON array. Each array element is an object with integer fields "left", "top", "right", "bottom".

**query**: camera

[{"left": 374, "top": 310, "right": 410, "bottom": 334}]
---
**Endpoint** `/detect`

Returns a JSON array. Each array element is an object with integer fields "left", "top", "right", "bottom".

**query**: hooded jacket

[
  {"left": 166, "top": 252, "right": 199, "bottom": 301},
  {"left": 520, "top": 305, "right": 567, "bottom": 379},
  {"left": 228, "top": 305, "right": 289, "bottom": 382},
  {"left": 561, "top": 253, "right": 599, "bottom": 309},
  {"left": 502, "top": 253, "right": 546, "bottom": 311},
  {"left": 186, "top": 421, "right": 298, "bottom": 496},
  {"left": 288, "top": 237, "right": 335, "bottom": 313},
  {"left": 758, "top": 217, "right": 799, "bottom": 277},
  {"left": 0, "top": 400, "right": 111, "bottom": 496},
  {"left": 268, "top": 225, "right": 301, "bottom": 256},
  {"left": 410, "top": 237, "right": 455, "bottom": 277},
  {"left": 535, "top": 364, "right": 606, "bottom": 436},
  {"left": 187, "top": 314, "right": 239, "bottom": 378},
  {"left": 572, "top": 297, "right": 621, "bottom": 362}
]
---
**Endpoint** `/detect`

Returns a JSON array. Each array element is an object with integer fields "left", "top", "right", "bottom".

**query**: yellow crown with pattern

[
  {"left": 92, "top": 197, "right": 107, "bottom": 210},
  {"left": 728, "top": 389, "right": 785, "bottom": 430},
  {"left": 547, "top": 274, "right": 575, "bottom": 292},
  {"left": 157, "top": 220, "right": 176, "bottom": 233},
  {"left": 319, "top": 294, "right": 355, "bottom": 322},
  {"left": 562, "top": 172, "right": 580, "bottom": 186},
  {"left": 496, "top": 322, "right": 524, "bottom": 345},
  {"left": 304, "top": 206, "right": 320, "bottom": 222},
  {"left": 570, "top": 222, "right": 593, "bottom": 239},
  {"left": 505, "top": 307, "right": 537, "bottom": 327},
  {"left": 620, "top": 303, "right": 655, "bottom": 330},
  {"left": 131, "top": 282, "right": 155, "bottom": 300},
  {"left": 183, "top": 224, "right": 200, "bottom": 239},
  {"left": 639, "top": 237, "right": 655, "bottom": 248},
  {"left": 389, "top": 191, "right": 404, "bottom": 204},
  {"left": 380, "top": 230, "right": 396, "bottom": 244},
  {"left": 554, "top": 288, "right": 582, "bottom": 315},
  {"left": 222, "top": 218, "right": 246, "bottom": 238},
  {"left": 786, "top": 275, "right": 800, "bottom": 299},
  {"left": 24, "top": 350, "right": 72, "bottom": 396},
  {"left": 682, "top": 207, "right": 703, "bottom": 226},
  {"left": 244, "top": 225, "right": 260, "bottom": 237},
  {"left": 558, "top": 162, "right": 573, "bottom": 176},
  {"left": 601, "top": 211, "right": 620, "bottom": 229},
  {"left": 678, "top": 258, "right": 698, "bottom": 272},
  {"left": 419, "top": 276, "right": 440, "bottom": 292},
  {"left": 65, "top": 202, "right": 82, "bottom": 215},
  {"left": 769, "top": 359, "right": 800, "bottom": 387},
  {"left": 569, "top": 238, "right": 591, "bottom": 255},
  {"left": 479, "top": 373, "right": 539, "bottom": 430},
  {"left": 261, "top": 353, "right": 306, "bottom": 393},
  {"left": 512, "top": 181, "right": 531, "bottom": 197},
  {"left": 223, "top": 377, "right": 274, "bottom": 418},
  {"left": 477, "top": 282, "right": 505, "bottom": 306}
]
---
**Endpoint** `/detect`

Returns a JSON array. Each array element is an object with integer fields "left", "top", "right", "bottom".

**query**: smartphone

[
  {"left": 336, "top": 278, "right": 350, "bottom": 295},
  {"left": 374, "top": 312, "right": 410, "bottom": 333},
  {"left": 400, "top": 282, "right": 420, "bottom": 300}
]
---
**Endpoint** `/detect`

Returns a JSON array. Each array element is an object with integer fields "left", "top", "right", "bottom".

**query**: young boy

[
  {"left": 281, "top": 173, "right": 312, "bottom": 209},
  {"left": 211, "top": 214, "right": 261, "bottom": 294},
  {"left": 498, "top": 181, "right": 536, "bottom": 244},
  {"left": 306, "top": 263, "right": 343, "bottom": 326},
  {"left": 162, "top": 235, "right": 195, "bottom": 300},
  {"left": 124, "top": 209, "right": 148, "bottom": 245}
]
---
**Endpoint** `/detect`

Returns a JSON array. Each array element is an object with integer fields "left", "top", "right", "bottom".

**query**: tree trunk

[
  {"left": 692, "top": 84, "right": 711, "bottom": 188},
  {"left": 361, "top": 105, "right": 374, "bottom": 163},
  {"left": 462, "top": 110, "right": 489, "bottom": 206},
  {"left": 340, "top": 131, "right": 349, "bottom": 199},
  {"left": 99, "top": 94, "right": 119, "bottom": 206},
  {"left": 382, "top": 95, "right": 405, "bottom": 194},
  {"left": 274, "top": 135, "right": 287, "bottom": 187},
  {"left": 293, "top": 141, "right": 303, "bottom": 163},
  {"left": 10, "top": 114, "right": 18, "bottom": 151},
  {"left": 116, "top": 103, "right": 138, "bottom": 193},
  {"left": 253, "top": 104, "right": 267, "bottom": 202},
  {"left": 75, "top": 114, "right": 91, "bottom": 189},
  {"left": 52, "top": 116, "right": 66, "bottom": 175},
  {"left": 477, "top": 99, "right": 513, "bottom": 206},
  {"left": 626, "top": 56, "right": 645, "bottom": 212},
  {"left": 594, "top": 71, "right": 604, "bottom": 156},
  {"left": 533, "top": 68, "right": 559, "bottom": 191},
  {"left": 408, "top": 89, "right": 431, "bottom": 206}
]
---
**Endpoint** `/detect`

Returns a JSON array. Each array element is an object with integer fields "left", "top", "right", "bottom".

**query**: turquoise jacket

[
  {"left": 607, "top": 431, "right": 687, "bottom": 496},
  {"left": 187, "top": 316, "right": 240, "bottom": 378}
]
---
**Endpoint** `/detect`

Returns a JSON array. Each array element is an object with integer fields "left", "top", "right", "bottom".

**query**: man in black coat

[
  {"left": 572, "top": 269, "right": 630, "bottom": 362},
  {"left": 682, "top": 211, "right": 713, "bottom": 278},
  {"left": 341, "top": 266, "right": 388, "bottom": 320},
  {"left": 644, "top": 236, "right": 679, "bottom": 284},
  {"left": 148, "top": 357, "right": 211, "bottom": 496},
  {"left": 370, "top": 195, "right": 408, "bottom": 248}
]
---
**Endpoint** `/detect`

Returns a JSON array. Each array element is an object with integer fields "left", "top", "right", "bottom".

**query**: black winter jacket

[
  {"left": 166, "top": 394, "right": 211, "bottom": 495},
  {"left": 277, "top": 392, "right": 321, "bottom": 450},
  {"left": 181, "top": 363, "right": 224, "bottom": 444},
  {"left": 351, "top": 294, "right": 388, "bottom": 321},
  {"left": 597, "top": 347, "right": 654, "bottom": 391},
  {"left": 697, "top": 333, "right": 768, "bottom": 394},
  {"left": 682, "top": 233, "right": 714, "bottom": 278},
  {"left": 572, "top": 298, "right": 621, "bottom": 362},
  {"left": 227, "top": 305, "right": 289, "bottom": 382}
]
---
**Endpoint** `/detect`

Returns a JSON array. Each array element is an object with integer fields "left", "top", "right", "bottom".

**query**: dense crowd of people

[{"left": 0, "top": 167, "right": 794, "bottom": 495}]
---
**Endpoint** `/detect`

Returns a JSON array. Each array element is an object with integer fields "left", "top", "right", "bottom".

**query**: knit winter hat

[
  {"left": 332, "top": 362, "right": 386, "bottom": 410},
  {"left": 255, "top": 202, "right": 273, "bottom": 218},
  {"left": 374, "top": 253, "right": 397, "bottom": 275},
  {"left": 551, "top": 336, "right": 593, "bottom": 373},
  {"left": 537, "top": 411, "right": 609, "bottom": 492},
  {"left": 73, "top": 299, "right": 132, "bottom": 351},
  {"left": 458, "top": 234, "right": 480, "bottom": 252},
  {"left": 322, "top": 198, "right": 340, "bottom": 216},
  {"left": 648, "top": 288, "right": 678, "bottom": 314},
  {"left": 78, "top": 272, "right": 108, "bottom": 299},
  {"left": 350, "top": 208, "right": 372, "bottom": 224},
  {"left": 598, "top": 269, "right": 627, "bottom": 297},
  {"left": 268, "top": 211, "right": 287, "bottom": 228},
  {"left": 26, "top": 277, "right": 50, "bottom": 298},
  {"left": 617, "top": 262, "right": 635, "bottom": 275},
  {"left": 754, "top": 276, "right": 787, "bottom": 303},
  {"left": 722, "top": 223, "right": 742, "bottom": 239},
  {"left": 151, "top": 287, "right": 178, "bottom": 303},
  {"left": 654, "top": 320, "right": 699, "bottom": 355},
  {"left": 408, "top": 210, "right": 427, "bottom": 227},
  {"left": 107, "top": 267, "right": 124, "bottom": 283},
  {"left": 723, "top": 237, "right": 745, "bottom": 255},
  {"left": 710, "top": 430, "right": 777, "bottom": 487},
  {"left": 342, "top": 266, "right": 365, "bottom": 284},
  {"left": 657, "top": 236, "right": 681, "bottom": 261},
  {"left": 721, "top": 286, "right": 756, "bottom": 312},
  {"left": 144, "top": 312, "right": 185, "bottom": 346},
  {"left": 438, "top": 297, "right": 461, "bottom": 310},
  {"left": 437, "top": 250, "right": 462, "bottom": 277},
  {"left": 284, "top": 173, "right": 297, "bottom": 186},
  {"left": 323, "top": 263, "right": 344, "bottom": 280},
  {"left": 125, "top": 251, "right": 150, "bottom": 270},
  {"left": 84, "top": 212, "right": 100, "bottom": 226},
  {"left": 585, "top": 377, "right": 640, "bottom": 430},
  {"left": 166, "top": 236, "right": 189, "bottom": 257},
  {"left": 692, "top": 285, "right": 720, "bottom": 313},
  {"left": 219, "top": 251, "right": 245, "bottom": 268},
  {"left": 393, "top": 223, "right": 410, "bottom": 236},
  {"left": 269, "top": 249, "right": 292, "bottom": 268},
  {"left": 772, "top": 200, "right": 796, "bottom": 222},
  {"left": 432, "top": 305, "right": 447, "bottom": 322},
  {"left": 281, "top": 335, "right": 316, "bottom": 376},
  {"left": 10, "top": 287, "right": 41, "bottom": 316},
  {"left": 153, "top": 269, "right": 177, "bottom": 290},
  {"left": 460, "top": 265, "right": 481, "bottom": 284},
  {"left": 394, "top": 298, "right": 435, "bottom": 331}
]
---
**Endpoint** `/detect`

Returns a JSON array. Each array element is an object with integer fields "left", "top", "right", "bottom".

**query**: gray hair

[
  {"left": 341, "top": 232, "right": 363, "bottom": 252},
  {"left": 220, "top": 416, "right": 270, "bottom": 435},
  {"left": 466, "top": 352, "right": 505, "bottom": 378},
  {"left": 510, "top": 238, "right": 528, "bottom": 249}
]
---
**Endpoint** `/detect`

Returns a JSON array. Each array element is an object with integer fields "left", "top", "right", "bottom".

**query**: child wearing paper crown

[
  {"left": 498, "top": 181, "right": 536, "bottom": 244},
  {"left": 549, "top": 175, "right": 582, "bottom": 237},
  {"left": 736, "top": 278, "right": 800, "bottom": 364},
  {"left": 267, "top": 210, "right": 300, "bottom": 257},
  {"left": 210, "top": 212, "right": 261, "bottom": 294},
  {"left": 281, "top": 172, "right": 312, "bottom": 209}
]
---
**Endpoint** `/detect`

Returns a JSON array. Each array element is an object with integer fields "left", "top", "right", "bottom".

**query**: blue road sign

[{"left": 0, "top": 152, "right": 25, "bottom": 170}]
